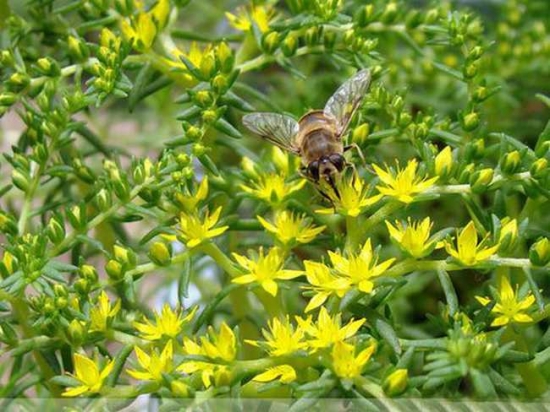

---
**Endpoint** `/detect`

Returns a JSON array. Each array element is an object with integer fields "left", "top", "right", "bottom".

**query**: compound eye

[
  {"left": 308, "top": 161, "right": 320, "bottom": 181},
  {"left": 329, "top": 154, "right": 345, "bottom": 171}
]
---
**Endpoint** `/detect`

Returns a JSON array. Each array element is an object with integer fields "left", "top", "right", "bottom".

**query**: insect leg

[{"left": 344, "top": 143, "right": 366, "bottom": 165}]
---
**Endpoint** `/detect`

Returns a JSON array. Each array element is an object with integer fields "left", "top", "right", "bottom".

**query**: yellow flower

[
  {"left": 201, "top": 322, "right": 237, "bottom": 362},
  {"left": 331, "top": 340, "right": 376, "bottom": 380},
  {"left": 476, "top": 277, "right": 535, "bottom": 327},
  {"left": 120, "top": 13, "right": 157, "bottom": 51},
  {"left": 232, "top": 247, "right": 303, "bottom": 296},
  {"left": 241, "top": 173, "right": 306, "bottom": 206},
  {"left": 257, "top": 210, "right": 325, "bottom": 247},
  {"left": 133, "top": 304, "right": 196, "bottom": 341},
  {"left": 246, "top": 316, "right": 308, "bottom": 356},
  {"left": 226, "top": 5, "right": 273, "bottom": 32},
  {"left": 444, "top": 221, "right": 499, "bottom": 265},
  {"left": 127, "top": 340, "right": 174, "bottom": 382},
  {"left": 385, "top": 217, "right": 441, "bottom": 259},
  {"left": 302, "top": 260, "right": 351, "bottom": 312},
  {"left": 119, "top": 0, "right": 170, "bottom": 51},
  {"left": 253, "top": 365, "right": 296, "bottom": 384},
  {"left": 296, "top": 307, "right": 365, "bottom": 351},
  {"left": 177, "top": 206, "right": 228, "bottom": 248},
  {"left": 63, "top": 353, "right": 114, "bottom": 397},
  {"left": 373, "top": 159, "right": 438, "bottom": 204},
  {"left": 175, "top": 177, "right": 209, "bottom": 213},
  {"left": 90, "top": 291, "right": 121, "bottom": 332},
  {"left": 328, "top": 239, "right": 395, "bottom": 294},
  {"left": 178, "top": 323, "right": 236, "bottom": 388},
  {"left": 316, "top": 173, "right": 382, "bottom": 217}
]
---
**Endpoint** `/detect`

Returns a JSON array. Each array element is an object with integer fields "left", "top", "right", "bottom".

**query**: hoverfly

[{"left": 242, "top": 69, "right": 371, "bottom": 193}]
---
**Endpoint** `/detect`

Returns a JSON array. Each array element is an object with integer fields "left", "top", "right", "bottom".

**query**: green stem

[
  {"left": 436, "top": 268, "right": 459, "bottom": 317},
  {"left": 126, "top": 251, "right": 191, "bottom": 279},
  {"left": 363, "top": 201, "right": 401, "bottom": 233},
  {"left": 198, "top": 241, "right": 241, "bottom": 277},
  {"left": 345, "top": 215, "right": 361, "bottom": 253},
  {"left": 10, "top": 299, "right": 62, "bottom": 396}
]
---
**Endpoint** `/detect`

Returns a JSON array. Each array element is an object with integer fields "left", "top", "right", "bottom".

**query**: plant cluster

[{"left": 0, "top": 0, "right": 550, "bottom": 409}]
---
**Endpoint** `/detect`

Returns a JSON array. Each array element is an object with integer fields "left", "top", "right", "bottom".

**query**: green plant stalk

[
  {"left": 10, "top": 299, "right": 62, "bottom": 396},
  {"left": 198, "top": 241, "right": 241, "bottom": 277},
  {"left": 502, "top": 327, "right": 547, "bottom": 397},
  {"left": 17, "top": 162, "right": 45, "bottom": 234},
  {"left": 126, "top": 251, "right": 191, "bottom": 279},
  {"left": 345, "top": 215, "right": 361, "bottom": 253}
]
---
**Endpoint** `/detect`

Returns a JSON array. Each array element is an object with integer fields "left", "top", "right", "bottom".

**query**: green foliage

[{"left": 0, "top": 0, "right": 550, "bottom": 408}]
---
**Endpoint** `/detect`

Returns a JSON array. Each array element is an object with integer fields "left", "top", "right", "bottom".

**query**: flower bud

[
  {"left": 498, "top": 218, "right": 518, "bottom": 253},
  {"left": 7, "top": 72, "right": 30, "bottom": 92},
  {"left": 114, "top": 244, "right": 137, "bottom": 268},
  {"left": 354, "top": 5, "right": 375, "bottom": 27},
  {"left": 36, "top": 57, "right": 60, "bottom": 77},
  {"left": 95, "top": 188, "right": 112, "bottom": 212},
  {"left": 67, "top": 204, "right": 87, "bottom": 230},
  {"left": 46, "top": 215, "right": 66, "bottom": 245},
  {"left": 323, "top": 31, "right": 337, "bottom": 50},
  {"left": 380, "top": 2, "right": 398, "bottom": 24},
  {"left": 68, "top": 36, "right": 90, "bottom": 61},
  {"left": 74, "top": 278, "right": 91, "bottom": 295},
  {"left": 467, "top": 46, "right": 484, "bottom": 61},
  {"left": 0, "top": 92, "right": 18, "bottom": 107},
  {"left": 472, "top": 85, "right": 488, "bottom": 103},
  {"left": 11, "top": 169, "right": 30, "bottom": 192},
  {"left": 0, "top": 212, "right": 17, "bottom": 236},
  {"left": 105, "top": 259, "right": 125, "bottom": 280},
  {"left": 201, "top": 108, "right": 218, "bottom": 124},
  {"left": 352, "top": 123, "right": 370, "bottom": 144},
  {"left": 192, "top": 143, "right": 207, "bottom": 157},
  {"left": 193, "top": 90, "right": 214, "bottom": 107},
  {"left": 432, "top": 147, "right": 452, "bottom": 180},
  {"left": 0, "top": 49, "right": 14, "bottom": 67},
  {"left": 67, "top": 319, "right": 86, "bottom": 346},
  {"left": 200, "top": 52, "right": 217, "bottom": 79},
  {"left": 500, "top": 150, "right": 521, "bottom": 174},
  {"left": 530, "top": 158, "right": 548, "bottom": 179},
  {"left": 529, "top": 238, "right": 550, "bottom": 266},
  {"left": 405, "top": 10, "right": 422, "bottom": 29},
  {"left": 241, "top": 156, "right": 258, "bottom": 178},
  {"left": 383, "top": 369, "right": 408, "bottom": 397},
  {"left": 461, "top": 111, "right": 479, "bottom": 131},
  {"left": 211, "top": 74, "right": 229, "bottom": 94},
  {"left": 281, "top": 32, "right": 298, "bottom": 57},
  {"left": 170, "top": 380, "right": 190, "bottom": 397},
  {"left": 305, "top": 26, "right": 322, "bottom": 46},
  {"left": 262, "top": 31, "right": 280, "bottom": 54},
  {"left": 80, "top": 264, "right": 98, "bottom": 283},
  {"left": 463, "top": 61, "right": 479, "bottom": 79},
  {"left": 216, "top": 42, "right": 234, "bottom": 73},
  {"left": 470, "top": 168, "right": 494, "bottom": 193},
  {"left": 149, "top": 242, "right": 172, "bottom": 266}
]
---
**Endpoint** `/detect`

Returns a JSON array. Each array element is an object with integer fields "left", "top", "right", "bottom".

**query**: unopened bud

[
  {"left": 216, "top": 42, "right": 234, "bottom": 73},
  {"left": 105, "top": 259, "right": 124, "bottom": 280},
  {"left": 262, "top": 32, "right": 280, "bottom": 54},
  {"left": 11, "top": 169, "right": 30, "bottom": 192},
  {"left": 352, "top": 123, "right": 370, "bottom": 145},
  {"left": 68, "top": 319, "right": 86, "bottom": 346},
  {"left": 498, "top": 218, "right": 518, "bottom": 252},
  {"left": 383, "top": 369, "right": 408, "bottom": 397},
  {"left": 461, "top": 111, "right": 479, "bottom": 131},
  {"left": 47, "top": 215, "right": 66, "bottom": 244},
  {"left": 500, "top": 150, "right": 521, "bottom": 174},
  {"left": 149, "top": 242, "right": 172, "bottom": 266},
  {"left": 470, "top": 168, "right": 494, "bottom": 193},
  {"left": 530, "top": 158, "right": 548, "bottom": 179},
  {"left": 281, "top": 33, "right": 298, "bottom": 57},
  {"left": 529, "top": 238, "right": 550, "bottom": 266},
  {"left": 435, "top": 146, "right": 453, "bottom": 178},
  {"left": 95, "top": 188, "right": 112, "bottom": 212},
  {"left": 80, "top": 264, "right": 98, "bottom": 283}
]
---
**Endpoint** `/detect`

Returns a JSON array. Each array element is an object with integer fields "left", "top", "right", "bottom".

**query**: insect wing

[
  {"left": 242, "top": 112, "right": 300, "bottom": 153},
  {"left": 323, "top": 69, "right": 371, "bottom": 137}
]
